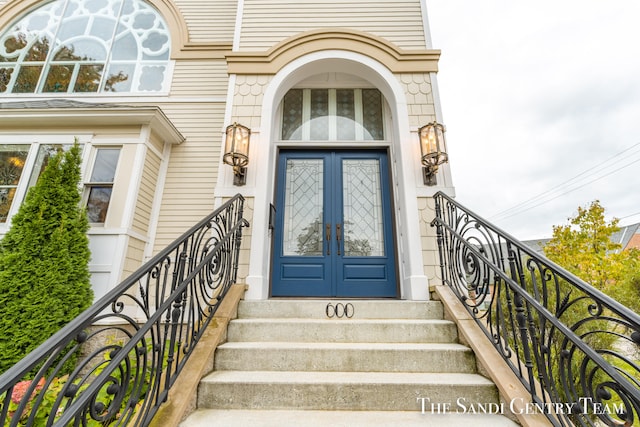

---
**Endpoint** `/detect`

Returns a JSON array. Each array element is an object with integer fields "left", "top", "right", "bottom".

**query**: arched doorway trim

[{"left": 226, "top": 28, "right": 440, "bottom": 75}]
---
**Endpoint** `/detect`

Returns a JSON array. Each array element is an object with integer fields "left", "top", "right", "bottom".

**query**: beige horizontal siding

[
  {"left": 240, "top": 0, "right": 426, "bottom": 51},
  {"left": 153, "top": 102, "right": 226, "bottom": 253},
  {"left": 122, "top": 236, "right": 146, "bottom": 280},
  {"left": 174, "top": 0, "right": 237, "bottom": 43},
  {"left": 132, "top": 148, "right": 162, "bottom": 236},
  {"left": 149, "top": 130, "right": 166, "bottom": 154},
  {"left": 170, "top": 60, "right": 229, "bottom": 98}
]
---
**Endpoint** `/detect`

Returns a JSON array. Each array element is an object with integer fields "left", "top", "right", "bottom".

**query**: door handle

[
  {"left": 325, "top": 223, "right": 331, "bottom": 255},
  {"left": 336, "top": 223, "right": 342, "bottom": 255}
]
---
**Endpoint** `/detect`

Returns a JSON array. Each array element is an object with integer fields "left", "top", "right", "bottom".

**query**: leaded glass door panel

[{"left": 272, "top": 150, "right": 397, "bottom": 297}]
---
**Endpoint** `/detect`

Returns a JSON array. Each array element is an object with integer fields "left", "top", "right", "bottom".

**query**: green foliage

[
  {"left": 538, "top": 200, "right": 640, "bottom": 421},
  {"left": 609, "top": 248, "right": 640, "bottom": 313},
  {"left": 0, "top": 143, "right": 93, "bottom": 374},
  {"left": 544, "top": 200, "right": 640, "bottom": 308},
  {"left": 4, "top": 376, "right": 67, "bottom": 426},
  {"left": 1, "top": 334, "right": 161, "bottom": 426}
]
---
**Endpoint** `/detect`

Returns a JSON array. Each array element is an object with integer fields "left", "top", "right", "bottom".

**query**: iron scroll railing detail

[
  {"left": 431, "top": 191, "right": 640, "bottom": 427},
  {"left": 0, "top": 194, "right": 249, "bottom": 426}
]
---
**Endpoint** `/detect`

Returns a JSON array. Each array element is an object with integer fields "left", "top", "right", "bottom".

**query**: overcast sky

[{"left": 426, "top": 1, "right": 640, "bottom": 240}]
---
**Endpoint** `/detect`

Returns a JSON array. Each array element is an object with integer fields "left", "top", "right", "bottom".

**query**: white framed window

[
  {"left": 0, "top": 0, "right": 171, "bottom": 94},
  {"left": 0, "top": 145, "right": 30, "bottom": 223},
  {"left": 0, "top": 142, "right": 75, "bottom": 224},
  {"left": 84, "top": 147, "right": 121, "bottom": 223},
  {"left": 280, "top": 88, "right": 386, "bottom": 142}
]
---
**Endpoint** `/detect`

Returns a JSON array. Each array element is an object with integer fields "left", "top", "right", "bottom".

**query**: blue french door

[{"left": 271, "top": 150, "right": 397, "bottom": 297}]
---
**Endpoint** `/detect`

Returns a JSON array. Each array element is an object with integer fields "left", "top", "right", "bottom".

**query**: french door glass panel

[
  {"left": 282, "top": 159, "right": 323, "bottom": 256},
  {"left": 342, "top": 159, "right": 384, "bottom": 256}
]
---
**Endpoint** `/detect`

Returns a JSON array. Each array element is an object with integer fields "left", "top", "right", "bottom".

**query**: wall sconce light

[
  {"left": 419, "top": 121, "right": 448, "bottom": 186},
  {"left": 223, "top": 122, "right": 251, "bottom": 186}
]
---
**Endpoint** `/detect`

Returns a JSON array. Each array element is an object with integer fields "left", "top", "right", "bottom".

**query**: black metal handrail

[
  {"left": 0, "top": 194, "right": 249, "bottom": 426},
  {"left": 431, "top": 191, "right": 640, "bottom": 427}
]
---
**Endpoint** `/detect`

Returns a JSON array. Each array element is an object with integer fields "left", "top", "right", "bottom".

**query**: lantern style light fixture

[
  {"left": 223, "top": 122, "right": 251, "bottom": 186},
  {"left": 418, "top": 121, "right": 448, "bottom": 186}
]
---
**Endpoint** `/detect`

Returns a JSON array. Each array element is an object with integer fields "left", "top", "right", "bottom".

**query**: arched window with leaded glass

[
  {"left": 0, "top": 0, "right": 171, "bottom": 94},
  {"left": 280, "top": 88, "right": 386, "bottom": 142}
]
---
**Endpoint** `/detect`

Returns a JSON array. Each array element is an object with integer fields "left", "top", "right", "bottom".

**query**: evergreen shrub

[{"left": 0, "top": 143, "right": 93, "bottom": 374}]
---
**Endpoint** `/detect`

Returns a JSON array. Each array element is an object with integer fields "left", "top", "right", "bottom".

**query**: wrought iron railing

[
  {"left": 431, "top": 191, "right": 640, "bottom": 427},
  {"left": 0, "top": 194, "right": 248, "bottom": 426}
]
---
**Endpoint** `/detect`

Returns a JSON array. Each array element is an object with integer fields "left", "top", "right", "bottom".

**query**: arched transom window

[
  {"left": 0, "top": 0, "right": 171, "bottom": 94},
  {"left": 281, "top": 88, "right": 385, "bottom": 141}
]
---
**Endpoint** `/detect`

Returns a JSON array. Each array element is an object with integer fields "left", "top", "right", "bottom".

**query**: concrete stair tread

[
  {"left": 214, "top": 341, "right": 477, "bottom": 373},
  {"left": 198, "top": 371, "right": 499, "bottom": 410},
  {"left": 226, "top": 317, "right": 459, "bottom": 343},
  {"left": 231, "top": 318, "right": 454, "bottom": 325},
  {"left": 237, "top": 300, "right": 444, "bottom": 319},
  {"left": 181, "top": 410, "right": 520, "bottom": 427},
  {"left": 202, "top": 370, "right": 495, "bottom": 386},
  {"left": 217, "top": 341, "right": 470, "bottom": 350}
]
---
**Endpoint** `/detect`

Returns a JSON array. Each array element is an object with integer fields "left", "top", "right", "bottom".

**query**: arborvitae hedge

[{"left": 0, "top": 143, "right": 93, "bottom": 374}]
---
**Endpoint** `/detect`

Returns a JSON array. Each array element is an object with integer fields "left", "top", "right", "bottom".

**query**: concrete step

[
  {"left": 179, "top": 299, "right": 518, "bottom": 427},
  {"left": 226, "top": 318, "right": 459, "bottom": 343},
  {"left": 237, "top": 299, "right": 444, "bottom": 319},
  {"left": 214, "top": 341, "right": 476, "bottom": 373},
  {"left": 197, "top": 370, "right": 499, "bottom": 411},
  {"left": 181, "top": 410, "right": 520, "bottom": 427}
]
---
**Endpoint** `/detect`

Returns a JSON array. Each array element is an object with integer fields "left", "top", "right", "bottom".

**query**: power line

[
  {"left": 490, "top": 141, "right": 640, "bottom": 219},
  {"left": 489, "top": 142, "right": 640, "bottom": 221},
  {"left": 619, "top": 211, "right": 640, "bottom": 221},
  {"left": 495, "top": 155, "right": 640, "bottom": 221}
]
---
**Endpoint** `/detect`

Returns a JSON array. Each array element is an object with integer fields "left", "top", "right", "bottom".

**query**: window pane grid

[
  {"left": 86, "top": 185, "right": 113, "bottom": 223},
  {"left": 0, "top": 67, "right": 15, "bottom": 93},
  {"left": 85, "top": 147, "right": 120, "bottom": 223},
  {"left": 27, "top": 144, "right": 73, "bottom": 188},
  {"left": 0, "top": 145, "right": 29, "bottom": 223},
  {"left": 362, "top": 89, "right": 384, "bottom": 140},
  {"left": 0, "top": 0, "right": 170, "bottom": 94},
  {"left": 336, "top": 89, "right": 356, "bottom": 140},
  {"left": 310, "top": 89, "right": 329, "bottom": 140},
  {"left": 281, "top": 89, "right": 303, "bottom": 140},
  {"left": 281, "top": 88, "right": 385, "bottom": 141}
]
